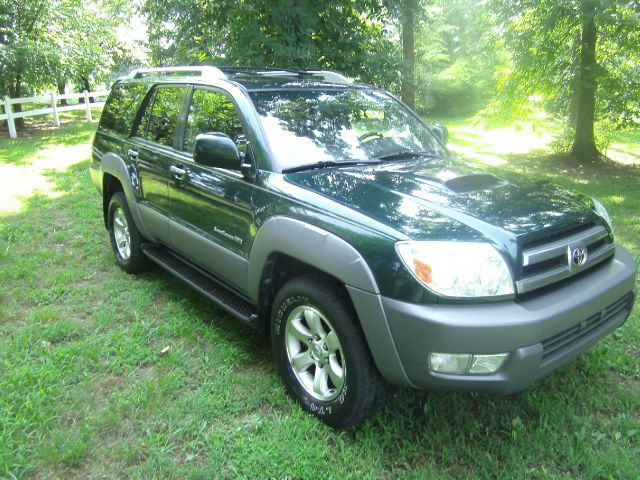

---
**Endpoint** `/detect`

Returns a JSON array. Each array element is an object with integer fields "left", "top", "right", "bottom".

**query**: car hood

[{"left": 285, "top": 157, "right": 599, "bottom": 246}]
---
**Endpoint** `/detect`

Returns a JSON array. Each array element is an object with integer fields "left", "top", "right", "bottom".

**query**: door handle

[
  {"left": 127, "top": 149, "right": 138, "bottom": 159},
  {"left": 170, "top": 165, "right": 187, "bottom": 180}
]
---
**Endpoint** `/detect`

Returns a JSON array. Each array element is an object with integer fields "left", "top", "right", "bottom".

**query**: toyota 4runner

[{"left": 90, "top": 66, "right": 637, "bottom": 428}]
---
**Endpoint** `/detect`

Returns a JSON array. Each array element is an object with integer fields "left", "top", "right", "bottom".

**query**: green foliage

[
  {"left": 0, "top": 0, "right": 57, "bottom": 96},
  {"left": 490, "top": 0, "right": 640, "bottom": 130},
  {"left": 0, "top": 0, "right": 144, "bottom": 100},
  {"left": 141, "top": 0, "right": 506, "bottom": 115},
  {"left": 143, "top": 0, "right": 400, "bottom": 87},
  {"left": 4, "top": 0, "right": 640, "bottom": 144},
  {"left": 414, "top": 0, "right": 506, "bottom": 115}
]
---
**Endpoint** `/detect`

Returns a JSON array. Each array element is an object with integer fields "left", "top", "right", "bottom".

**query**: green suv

[{"left": 90, "top": 66, "right": 637, "bottom": 428}]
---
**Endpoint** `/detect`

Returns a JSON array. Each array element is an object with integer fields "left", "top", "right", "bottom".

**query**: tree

[
  {"left": 573, "top": 0, "right": 597, "bottom": 157},
  {"left": 143, "top": 0, "right": 399, "bottom": 88},
  {"left": 400, "top": 0, "right": 419, "bottom": 109},
  {"left": 0, "top": 0, "right": 144, "bottom": 130},
  {"left": 0, "top": 0, "right": 56, "bottom": 127},
  {"left": 413, "top": 0, "right": 505, "bottom": 115},
  {"left": 56, "top": 0, "right": 146, "bottom": 94},
  {"left": 145, "top": 0, "right": 502, "bottom": 114},
  {"left": 493, "top": 0, "right": 640, "bottom": 160}
]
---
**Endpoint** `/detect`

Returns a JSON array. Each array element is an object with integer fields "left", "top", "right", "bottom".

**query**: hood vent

[{"left": 444, "top": 174, "right": 504, "bottom": 193}]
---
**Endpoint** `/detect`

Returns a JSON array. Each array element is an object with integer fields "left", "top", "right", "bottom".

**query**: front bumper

[{"left": 382, "top": 245, "right": 637, "bottom": 393}]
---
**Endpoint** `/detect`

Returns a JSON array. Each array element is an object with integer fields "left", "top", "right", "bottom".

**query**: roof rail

[
  {"left": 128, "top": 66, "right": 228, "bottom": 81},
  {"left": 217, "top": 66, "right": 352, "bottom": 85}
]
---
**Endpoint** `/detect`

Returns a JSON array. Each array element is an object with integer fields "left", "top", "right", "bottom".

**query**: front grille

[
  {"left": 517, "top": 223, "right": 615, "bottom": 294},
  {"left": 541, "top": 294, "right": 632, "bottom": 362}
]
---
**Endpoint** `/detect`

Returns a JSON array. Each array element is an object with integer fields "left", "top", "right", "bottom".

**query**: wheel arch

[
  {"left": 101, "top": 152, "right": 153, "bottom": 240},
  {"left": 248, "top": 217, "right": 413, "bottom": 387},
  {"left": 247, "top": 217, "right": 379, "bottom": 302},
  {"left": 102, "top": 173, "right": 123, "bottom": 228}
]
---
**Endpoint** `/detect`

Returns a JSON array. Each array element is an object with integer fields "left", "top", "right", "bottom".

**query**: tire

[
  {"left": 107, "top": 191, "right": 152, "bottom": 274},
  {"left": 271, "top": 274, "right": 392, "bottom": 428}
]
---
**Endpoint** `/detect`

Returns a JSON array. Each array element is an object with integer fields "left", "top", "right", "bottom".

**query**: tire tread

[{"left": 272, "top": 273, "right": 392, "bottom": 428}]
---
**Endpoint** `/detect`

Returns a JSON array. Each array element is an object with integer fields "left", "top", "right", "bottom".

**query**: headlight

[
  {"left": 396, "top": 241, "right": 514, "bottom": 298},
  {"left": 592, "top": 198, "right": 614, "bottom": 234}
]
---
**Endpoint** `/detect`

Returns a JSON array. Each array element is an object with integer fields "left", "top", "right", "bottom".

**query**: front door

[{"left": 167, "top": 87, "right": 256, "bottom": 292}]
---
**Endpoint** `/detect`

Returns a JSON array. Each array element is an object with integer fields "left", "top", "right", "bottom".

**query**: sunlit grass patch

[
  {"left": 0, "top": 122, "right": 96, "bottom": 215},
  {"left": 437, "top": 115, "right": 640, "bottom": 168}
]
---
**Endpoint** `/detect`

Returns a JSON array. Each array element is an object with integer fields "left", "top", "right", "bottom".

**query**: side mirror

[
  {"left": 193, "top": 133, "right": 241, "bottom": 170},
  {"left": 432, "top": 123, "right": 449, "bottom": 146}
]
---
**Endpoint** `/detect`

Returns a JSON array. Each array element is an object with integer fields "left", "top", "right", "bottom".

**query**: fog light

[
  {"left": 430, "top": 353, "right": 508, "bottom": 374},
  {"left": 430, "top": 353, "right": 472, "bottom": 374},
  {"left": 469, "top": 354, "right": 508, "bottom": 373}
]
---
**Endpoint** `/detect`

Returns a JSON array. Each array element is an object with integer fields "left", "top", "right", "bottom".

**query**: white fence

[{"left": 1, "top": 90, "right": 109, "bottom": 138}]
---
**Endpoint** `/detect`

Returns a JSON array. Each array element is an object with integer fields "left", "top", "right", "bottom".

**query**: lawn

[{"left": 1, "top": 116, "right": 639, "bottom": 479}]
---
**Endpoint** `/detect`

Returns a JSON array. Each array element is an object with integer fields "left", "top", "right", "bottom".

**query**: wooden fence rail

[{"left": 1, "top": 90, "right": 109, "bottom": 138}]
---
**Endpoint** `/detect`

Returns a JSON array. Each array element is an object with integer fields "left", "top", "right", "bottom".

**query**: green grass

[{"left": 0, "top": 117, "right": 639, "bottom": 479}]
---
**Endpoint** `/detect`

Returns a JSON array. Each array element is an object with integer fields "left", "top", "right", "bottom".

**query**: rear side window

[
  {"left": 135, "top": 86, "right": 186, "bottom": 148},
  {"left": 99, "top": 83, "right": 146, "bottom": 135}
]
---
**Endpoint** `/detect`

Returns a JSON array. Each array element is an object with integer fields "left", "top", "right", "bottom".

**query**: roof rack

[
  {"left": 128, "top": 66, "right": 228, "bottom": 81},
  {"left": 125, "top": 66, "right": 352, "bottom": 85},
  {"left": 217, "top": 66, "right": 352, "bottom": 85}
]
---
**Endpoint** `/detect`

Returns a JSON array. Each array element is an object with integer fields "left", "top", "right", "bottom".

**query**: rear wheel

[
  {"left": 271, "top": 274, "right": 391, "bottom": 428},
  {"left": 107, "top": 192, "right": 151, "bottom": 274}
]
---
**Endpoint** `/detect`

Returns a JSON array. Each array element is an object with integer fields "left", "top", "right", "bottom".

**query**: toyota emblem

[{"left": 572, "top": 247, "right": 587, "bottom": 266}]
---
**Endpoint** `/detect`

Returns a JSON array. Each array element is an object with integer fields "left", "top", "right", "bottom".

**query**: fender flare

[
  {"left": 247, "top": 217, "right": 413, "bottom": 387},
  {"left": 247, "top": 217, "right": 379, "bottom": 301},
  {"left": 101, "top": 152, "right": 153, "bottom": 240}
]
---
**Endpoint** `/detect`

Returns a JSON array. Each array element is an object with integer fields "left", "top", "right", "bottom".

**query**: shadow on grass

[{"left": 460, "top": 150, "right": 640, "bottom": 207}]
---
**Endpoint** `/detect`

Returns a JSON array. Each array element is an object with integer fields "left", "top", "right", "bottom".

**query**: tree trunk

[
  {"left": 572, "top": 0, "right": 599, "bottom": 159},
  {"left": 567, "top": 29, "right": 581, "bottom": 131},
  {"left": 79, "top": 76, "right": 93, "bottom": 102},
  {"left": 400, "top": 0, "right": 417, "bottom": 110},
  {"left": 9, "top": 75, "right": 25, "bottom": 130},
  {"left": 57, "top": 80, "right": 68, "bottom": 107}
]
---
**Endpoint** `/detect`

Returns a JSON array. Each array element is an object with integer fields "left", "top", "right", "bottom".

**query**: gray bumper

[{"left": 380, "top": 245, "right": 637, "bottom": 393}]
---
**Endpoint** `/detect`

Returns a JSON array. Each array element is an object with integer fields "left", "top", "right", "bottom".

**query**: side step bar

[{"left": 142, "top": 245, "right": 258, "bottom": 326}]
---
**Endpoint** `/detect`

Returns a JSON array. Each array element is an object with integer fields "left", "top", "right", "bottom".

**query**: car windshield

[{"left": 249, "top": 88, "right": 444, "bottom": 171}]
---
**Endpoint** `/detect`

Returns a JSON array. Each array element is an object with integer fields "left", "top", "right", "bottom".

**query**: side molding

[{"left": 101, "top": 152, "right": 153, "bottom": 240}]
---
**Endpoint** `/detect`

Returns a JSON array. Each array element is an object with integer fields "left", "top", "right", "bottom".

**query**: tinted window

[
  {"left": 99, "top": 83, "right": 146, "bottom": 135},
  {"left": 184, "top": 89, "right": 246, "bottom": 154},
  {"left": 249, "top": 89, "right": 443, "bottom": 170},
  {"left": 137, "top": 86, "right": 185, "bottom": 147},
  {"left": 134, "top": 89, "right": 155, "bottom": 139}
]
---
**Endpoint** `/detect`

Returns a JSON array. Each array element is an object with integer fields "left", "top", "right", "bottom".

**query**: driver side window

[{"left": 183, "top": 89, "right": 247, "bottom": 155}]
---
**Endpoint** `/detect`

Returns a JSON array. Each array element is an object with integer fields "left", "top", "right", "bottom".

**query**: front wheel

[{"left": 271, "top": 274, "right": 391, "bottom": 428}]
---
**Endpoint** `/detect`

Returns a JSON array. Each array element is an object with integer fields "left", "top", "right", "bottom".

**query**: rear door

[
  {"left": 166, "top": 86, "right": 256, "bottom": 292},
  {"left": 129, "top": 85, "right": 190, "bottom": 244}
]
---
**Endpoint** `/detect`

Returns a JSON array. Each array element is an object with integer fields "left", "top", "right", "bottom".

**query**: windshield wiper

[
  {"left": 282, "top": 159, "right": 381, "bottom": 174},
  {"left": 371, "top": 151, "right": 441, "bottom": 162}
]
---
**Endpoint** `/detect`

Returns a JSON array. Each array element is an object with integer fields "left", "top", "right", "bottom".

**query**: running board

[{"left": 142, "top": 245, "right": 258, "bottom": 326}]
